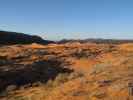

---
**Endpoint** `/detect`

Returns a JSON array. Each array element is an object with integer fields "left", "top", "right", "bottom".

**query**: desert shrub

[
  {"left": 68, "top": 72, "right": 84, "bottom": 80},
  {"left": 6, "top": 85, "right": 17, "bottom": 92},
  {"left": 0, "top": 91, "right": 7, "bottom": 97},
  {"left": 71, "top": 90, "right": 88, "bottom": 96},
  {"left": 92, "top": 90, "right": 106, "bottom": 99},
  {"left": 11, "top": 96, "right": 29, "bottom": 100},
  {"left": 45, "top": 79, "right": 53, "bottom": 88},
  {"left": 90, "top": 62, "right": 112, "bottom": 75},
  {"left": 45, "top": 73, "right": 69, "bottom": 88},
  {"left": 72, "top": 49, "right": 89, "bottom": 58},
  {"left": 31, "top": 81, "right": 43, "bottom": 87},
  {"left": 0, "top": 55, "right": 9, "bottom": 66},
  {"left": 45, "top": 72, "right": 84, "bottom": 88}
]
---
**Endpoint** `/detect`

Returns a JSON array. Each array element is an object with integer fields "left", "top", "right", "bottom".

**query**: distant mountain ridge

[
  {"left": 0, "top": 31, "right": 54, "bottom": 45},
  {"left": 58, "top": 38, "right": 133, "bottom": 44}
]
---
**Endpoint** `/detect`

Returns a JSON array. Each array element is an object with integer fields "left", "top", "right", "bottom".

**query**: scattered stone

[{"left": 97, "top": 80, "right": 112, "bottom": 87}]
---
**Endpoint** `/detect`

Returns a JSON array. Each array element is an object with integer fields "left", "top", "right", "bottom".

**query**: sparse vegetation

[{"left": 0, "top": 41, "right": 133, "bottom": 100}]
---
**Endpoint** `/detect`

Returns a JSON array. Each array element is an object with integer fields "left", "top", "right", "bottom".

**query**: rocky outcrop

[{"left": 0, "top": 31, "right": 54, "bottom": 45}]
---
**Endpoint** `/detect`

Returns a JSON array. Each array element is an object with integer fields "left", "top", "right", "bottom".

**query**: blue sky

[{"left": 0, "top": 0, "right": 133, "bottom": 40}]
